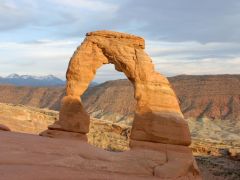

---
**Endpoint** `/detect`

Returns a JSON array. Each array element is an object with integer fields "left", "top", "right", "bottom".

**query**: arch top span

[
  {"left": 50, "top": 30, "right": 191, "bottom": 146},
  {"left": 86, "top": 30, "right": 145, "bottom": 49}
]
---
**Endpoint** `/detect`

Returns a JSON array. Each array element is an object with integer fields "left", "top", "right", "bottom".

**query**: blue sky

[{"left": 0, "top": 0, "right": 240, "bottom": 82}]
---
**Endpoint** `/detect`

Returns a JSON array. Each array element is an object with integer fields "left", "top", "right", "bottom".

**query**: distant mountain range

[
  {"left": 0, "top": 74, "right": 98, "bottom": 87},
  {"left": 0, "top": 74, "right": 65, "bottom": 86}
]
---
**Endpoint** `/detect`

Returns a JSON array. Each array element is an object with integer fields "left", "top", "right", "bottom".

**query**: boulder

[{"left": 0, "top": 124, "right": 11, "bottom": 131}]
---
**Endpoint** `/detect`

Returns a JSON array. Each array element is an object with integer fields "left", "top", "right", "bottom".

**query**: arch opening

[
  {"left": 82, "top": 64, "right": 135, "bottom": 151},
  {"left": 83, "top": 64, "right": 135, "bottom": 125}
]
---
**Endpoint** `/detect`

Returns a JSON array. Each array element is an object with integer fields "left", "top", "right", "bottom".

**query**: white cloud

[
  {"left": 146, "top": 41, "right": 240, "bottom": 58},
  {"left": 0, "top": 39, "right": 80, "bottom": 78},
  {"left": 153, "top": 57, "right": 240, "bottom": 76},
  {"left": 143, "top": 40, "right": 240, "bottom": 76}
]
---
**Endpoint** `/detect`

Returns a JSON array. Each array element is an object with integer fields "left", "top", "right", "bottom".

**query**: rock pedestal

[{"left": 42, "top": 30, "right": 201, "bottom": 179}]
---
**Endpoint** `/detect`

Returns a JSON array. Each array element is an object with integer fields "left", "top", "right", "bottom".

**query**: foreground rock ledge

[{"left": 0, "top": 131, "right": 200, "bottom": 179}]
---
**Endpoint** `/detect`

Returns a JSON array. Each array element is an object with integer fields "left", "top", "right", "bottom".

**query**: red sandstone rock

[
  {"left": 48, "top": 30, "right": 191, "bottom": 146},
  {"left": 0, "top": 124, "right": 11, "bottom": 131},
  {"left": 0, "top": 131, "right": 201, "bottom": 179},
  {"left": 42, "top": 30, "right": 200, "bottom": 179},
  {"left": 40, "top": 129, "right": 87, "bottom": 141},
  {"left": 58, "top": 96, "right": 90, "bottom": 133}
]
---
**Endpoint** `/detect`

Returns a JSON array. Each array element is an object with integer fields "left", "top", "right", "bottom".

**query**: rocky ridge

[
  {"left": 83, "top": 75, "right": 240, "bottom": 124},
  {"left": 1, "top": 75, "right": 239, "bottom": 123},
  {"left": 170, "top": 74, "right": 240, "bottom": 121},
  {"left": 0, "top": 85, "right": 65, "bottom": 110}
]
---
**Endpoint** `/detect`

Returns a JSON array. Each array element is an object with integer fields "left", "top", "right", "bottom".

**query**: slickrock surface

[
  {"left": 0, "top": 131, "right": 163, "bottom": 180},
  {"left": 0, "top": 131, "right": 201, "bottom": 180}
]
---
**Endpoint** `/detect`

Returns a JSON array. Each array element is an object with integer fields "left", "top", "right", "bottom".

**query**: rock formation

[{"left": 43, "top": 30, "right": 200, "bottom": 179}]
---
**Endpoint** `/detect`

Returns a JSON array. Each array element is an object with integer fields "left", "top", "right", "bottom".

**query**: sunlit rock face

[
  {"left": 50, "top": 31, "right": 190, "bottom": 145},
  {"left": 43, "top": 30, "right": 201, "bottom": 179}
]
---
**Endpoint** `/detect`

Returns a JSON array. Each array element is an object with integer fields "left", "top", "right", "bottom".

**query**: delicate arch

[{"left": 49, "top": 30, "right": 191, "bottom": 146}]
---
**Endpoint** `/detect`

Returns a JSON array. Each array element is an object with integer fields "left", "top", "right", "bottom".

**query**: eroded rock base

[
  {"left": 40, "top": 129, "right": 87, "bottom": 141},
  {"left": 130, "top": 140, "right": 201, "bottom": 179}
]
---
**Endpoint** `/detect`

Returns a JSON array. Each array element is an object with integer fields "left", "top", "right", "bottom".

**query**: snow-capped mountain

[{"left": 0, "top": 74, "right": 65, "bottom": 86}]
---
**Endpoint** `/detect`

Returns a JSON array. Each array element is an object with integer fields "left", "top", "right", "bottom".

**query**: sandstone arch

[
  {"left": 49, "top": 30, "right": 191, "bottom": 146},
  {"left": 42, "top": 31, "right": 201, "bottom": 179}
]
